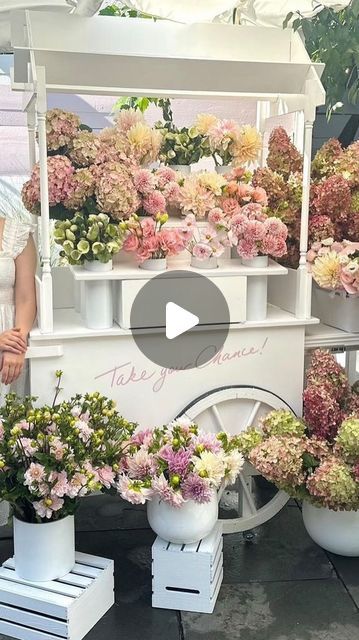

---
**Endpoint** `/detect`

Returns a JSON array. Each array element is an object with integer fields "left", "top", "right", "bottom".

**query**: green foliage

[
  {"left": 156, "top": 122, "right": 211, "bottom": 166},
  {"left": 99, "top": 3, "right": 152, "bottom": 19},
  {"left": 285, "top": 3, "right": 359, "bottom": 116},
  {"left": 113, "top": 96, "right": 173, "bottom": 124},
  {"left": 54, "top": 212, "right": 124, "bottom": 265}
]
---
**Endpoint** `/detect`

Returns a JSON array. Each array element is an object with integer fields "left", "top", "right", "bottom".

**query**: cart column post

[{"left": 36, "top": 65, "right": 53, "bottom": 334}]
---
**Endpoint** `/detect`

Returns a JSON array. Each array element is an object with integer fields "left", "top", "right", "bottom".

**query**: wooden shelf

[
  {"left": 29, "top": 306, "right": 318, "bottom": 343},
  {"left": 70, "top": 259, "right": 288, "bottom": 282},
  {"left": 305, "top": 323, "right": 359, "bottom": 349}
]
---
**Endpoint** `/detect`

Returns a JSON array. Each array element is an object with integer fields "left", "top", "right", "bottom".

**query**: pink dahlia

[
  {"left": 143, "top": 190, "right": 166, "bottom": 216},
  {"left": 182, "top": 474, "right": 212, "bottom": 504},
  {"left": 236, "top": 238, "right": 258, "bottom": 260},
  {"left": 155, "top": 166, "right": 178, "bottom": 188},
  {"left": 133, "top": 168, "right": 156, "bottom": 195}
]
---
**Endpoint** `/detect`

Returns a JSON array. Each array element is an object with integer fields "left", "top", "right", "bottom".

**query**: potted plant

[
  {"left": 122, "top": 212, "right": 186, "bottom": 270},
  {"left": 117, "top": 418, "right": 244, "bottom": 544},
  {"left": 307, "top": 238, "right": 359, "bottom": 332},
  {"left": 0, "top": 372, "right": 136, "bottom": 581},
  {"left": 230, "top": 210, "right": 288, "bottom": 320},
  {"left": 238, "top": 350, "right": 359, "bottom": 556},
  {"left": 195, "top": 114, "right": 262, "bottom": 173},
  {"left": 180, "top": 213, "right": 229, "bottom": 269},
  {"left": 156, "top": 121, "right": 210, "bottom": 173}
]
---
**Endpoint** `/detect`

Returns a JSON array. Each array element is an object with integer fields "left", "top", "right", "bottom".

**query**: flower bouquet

[
  {"left": 117, "top": 417, "right": 244, "bottom": 543},
  {"left": 238, "top": 350, "right": 359, "bottom": 555},
  {"left": 156, "top": 121, "right": 210, "bottom": 169},
  {"left": 180, "top": 213, "right": 229, "bottom": 269},
  {"left": 122, "top": 212, "right": 186, "bottom": 270},
  {"left": 133, "top": 166, "right": 181, "bottom": 217},
  {"left": 231, "top": 209, "right": 288, "bottom": 264},
  {"left": 196, "top": 114, "right": 262, "bottom": 169},
  {"left": 176, "top": 171, "right": 227, "bottom": 220},
  {"left": 307, "top": 239, "right": 359, "bottom": 332},
  {"left": 0, "top": 373, "right": 136, "bottom": 580}
]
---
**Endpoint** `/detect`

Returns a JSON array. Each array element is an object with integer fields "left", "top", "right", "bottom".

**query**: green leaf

[{"left": 283, "top": 11, "right": 294, "bottom": 29}]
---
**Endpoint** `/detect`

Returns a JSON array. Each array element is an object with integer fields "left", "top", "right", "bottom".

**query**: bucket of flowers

[
  {"left": 0, "top": 372, "right": 136, "bottom": 581},
  {"left": 179, "top": 212, "right": 230, "bottom": 269},
  {"left": 307, "top": 238, "right": 359, "bottom": 333},
  {"left": 117, "top": 418, "right": 244, "bottom": 544},
  {"left": 122, "top": 212, "right": 186, "bottom": 270},
  {"left": 237, "top": 350, "right": 359, "bottom": 556}
]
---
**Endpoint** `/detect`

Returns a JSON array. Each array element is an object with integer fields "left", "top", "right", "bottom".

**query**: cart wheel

[{"left": 177, "top": 385, "right": 291, "bottom": 534}]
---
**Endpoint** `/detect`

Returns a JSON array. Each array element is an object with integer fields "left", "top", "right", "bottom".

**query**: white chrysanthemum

[
  {"left": 224, "top": 450, "right": 244, "bottom": 485},
  {"left": 194, "top": 451, "right": 225, "bottom": 487}
]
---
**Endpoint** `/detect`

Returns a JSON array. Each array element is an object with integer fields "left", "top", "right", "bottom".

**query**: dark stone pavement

[{"left": 0, "top": 496, "right": 359, "bottom": 640}]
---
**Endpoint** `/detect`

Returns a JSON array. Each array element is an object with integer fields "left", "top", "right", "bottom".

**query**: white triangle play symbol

[{"left": 166, "top": 302, "right": 199, "bottom": 340}]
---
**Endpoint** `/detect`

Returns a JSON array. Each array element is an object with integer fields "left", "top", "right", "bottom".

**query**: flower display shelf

[
  {"left": 71, "top": 260, "right": 288, "bottom": 329},
  {"left": 0, "top": 552, "right": 114, "bottom": 640},
  {"left": 152, "top": 522, "right": 223, "bottom": 614}
]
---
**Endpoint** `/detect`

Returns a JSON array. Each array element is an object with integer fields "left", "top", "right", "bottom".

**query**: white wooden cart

[{"left": 11, "top": 10, "right": 325, "bottom": 534}]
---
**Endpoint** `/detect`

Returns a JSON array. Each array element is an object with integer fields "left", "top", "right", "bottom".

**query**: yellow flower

[
  {"left": 312, "top": 252, "right": 342, "bottom": 289},
  {"left": 195, "top": 113, "right": 219, "bottom": 135},
  {"left": 232, "top": 125, "right": 262, "bottom": 165},
  {"left": 197, "top": 171, "right": 227, "bottom": 195}
]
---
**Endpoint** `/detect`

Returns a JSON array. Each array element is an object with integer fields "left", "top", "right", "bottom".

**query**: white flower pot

[
  {"left": 191, "top": 256, "right": 218, "bottom": 270},
  {"left": 215, "top": 165, "right": 230, "bottom": 175},
  {"left": 139, "top": 258, "right": 167, "bottom": 271},
  {"left": 242, "top": 255, "right": 268, "bottom": 321},
  {"left": 302, "top": 502, "right": 359, "bottom": 556},
  {"left": 147, "top": 492, "right": 218, "bottom": 544},
  {"left": 171, "top": 165, "right": 191, "bottom": 175},
  {"left": 14, "top": 516, "right": 75, "bottom": 582},
  {"left": 83, "top": 260, "right": 113, "bottom": 329}
]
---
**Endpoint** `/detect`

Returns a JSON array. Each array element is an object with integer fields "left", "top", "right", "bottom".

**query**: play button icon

[
  {"left": 130, "top": 269, "right": 230, "bottom": 370},
  {"left": 166, "top": 303, "right": 199, "bottom": 340}
]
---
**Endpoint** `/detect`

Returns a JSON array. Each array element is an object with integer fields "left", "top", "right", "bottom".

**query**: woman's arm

[{"left": 0, "top": 234, "right": 37, "bottom": 385}]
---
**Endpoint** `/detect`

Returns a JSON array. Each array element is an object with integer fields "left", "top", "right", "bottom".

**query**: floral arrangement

[
  {"left": 0, "top": 373, "right": 136, "bottom": 522},
  {"left": 53, "top": 212, "right": 124, "bottom": 265},
  {"left": 230, "top": 209, "right": 288, "bottom": 260},
  {"left": 307, "top": 239, "right": 359, "bottom": 295},
  {"left": 176, "top": 171, "right": 227, "bottom": 220},
  {"left": 117, "top": 417, "right": 244, "bottom": 507},
  {"left": 179, "top": 213, "right": 229, "bottom": 261},
  {"left": 237, "top": 350, "right": 359, "bottom": 511},
  {"left": 122, "top": 213, "right": 186, "bottom": 263},
  {"left": 156, "top": 122, "right": 209, "bottom": 166},
  {"left": 113, "top": 109, "right": 163, "bottom": 165},
  {"left": 133, "top": 166, "right": 181, "bottom": 216},
  {"left": 196, "top": 114, "right": 262, "bottom": 168}
]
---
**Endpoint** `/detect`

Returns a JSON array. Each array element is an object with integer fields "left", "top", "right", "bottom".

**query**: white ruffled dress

[{"left": 0, "top": 217, "right": 34, "bottom": 526}]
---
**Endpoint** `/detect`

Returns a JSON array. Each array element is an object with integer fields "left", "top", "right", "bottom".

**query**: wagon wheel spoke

[
  {"left": 238, "top": 473, "right": 256, "bottom": 516},
  {"left": 210, "top": 405, "right": 226, "bottom": 432},
  {"left": 245, "top": 401, "right": 261, "bottom": 429}
]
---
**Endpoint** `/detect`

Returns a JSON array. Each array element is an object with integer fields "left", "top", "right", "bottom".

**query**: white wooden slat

[
  {"left": 0, "top": 579, "right": 72, "bottom": 618},
  {"left": 195, "top": 524, "right": 222, "bottom": 555},
  {"left": 70, "top": 563, "right": 102, "bottom": 579},
  {"left": 0, "top": 604, "right": 68, "bottom": 638},
  {"left": 74, "top": 552, "right": 111, "bottom": 570},
  {"left": 0, "top": 568, "right": 84, "bottom": 599},
  {"left": 210, "top": 542, "right": 223, "bottom": 582},
  {"left": 238, "top": 473, "right": 257, "bottom": 515},
  {"left": 68, "top": 564, "right": 114, "bottom": 640},
  {"left": 0, "top": 619, "right": 62, "bottom": 640},
  {"left": 244, "top": 401, "right": 261, "bottom": 428},
  {"left": 3, "top": 559, "right": 93, "bottom": 589}
]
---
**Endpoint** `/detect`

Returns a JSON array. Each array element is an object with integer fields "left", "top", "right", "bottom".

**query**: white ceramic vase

[
  {"left": 302, "top": 502, "right": 359, "bottom": 557},
  {"left": 171, "top": 164, "right": 191, "bottom": 175},
  {"left": 191, "top": 256, "right": 218, "bottom": 270},
  {"left": 14, "top": 516, "right": 75, "bottom": 582},
  {"left": 83, "top": 259, "right": 113, "bottom": 330},
  {"left": 147, "top": 492, "right": 218, "bottom": 544},
  {"left": 242, "top": 255, "right": 268, "bottom": 321},
  {"left": 140, "top": 258, "right": 167, "bottom": 271},
  {"left": 215, "top": 165, "right": 230, "bottom": 175}
]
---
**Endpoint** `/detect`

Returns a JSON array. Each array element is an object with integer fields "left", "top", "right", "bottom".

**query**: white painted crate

[
  {"left": 312, "top": 286, "right": 359, "bottom": 333},
  {"left": 152, "top": 523, "right": 223, "bottom": 614},
  {"left": 0, "top": 552, "right": 114, "bottom": 640}
]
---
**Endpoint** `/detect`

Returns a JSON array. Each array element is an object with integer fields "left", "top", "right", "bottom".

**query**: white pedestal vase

[
  {"left": 147, "top": 492, "right": 218, "bottom": 544},
  {"left": 171, "top": 165, "right": 191, "bottom": 175},
  {"left": 83, "top": 260, "right": 113, "bottom": 330},
  {"left": 242, "top": 255, "right": 268, "bottom": 321},
  {"left": 191, "top": 256, "right": 218, "bottom": 270},
  {"left": 14, "top": 516, "right": 75, "bottom": 582},
  {"left": 302, "top": 502, "right": 359, "bottom": 556},
  {"left": 140, "top": 258, "right": 167, "bottom": 271}
]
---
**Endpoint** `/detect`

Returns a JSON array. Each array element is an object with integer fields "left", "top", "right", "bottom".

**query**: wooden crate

[
  {"left": 152, "top": 523, "right": 223, "bottom": 614},
  {"left": 0, "top": 552, "right": 114, "bottom": 640}
]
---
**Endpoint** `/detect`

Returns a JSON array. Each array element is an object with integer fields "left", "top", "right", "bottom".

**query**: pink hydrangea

[
  {"left": 266, "top": 126, "right": 303, "bottom": 178},
  {"left": 311, "top": 175, "right": 351, "bottom": 222},
  {"left": 22, "top": 155, "right": 75, "bottom": 213},
  {"left": 309, "top": 214, "right": 335, "bottom": 244},
  {"left": 303, "top": 385, "right": 343, "bottom": 440},
  {"left": 46, "top": 108, "right": 80, "bottom": 151},
  {"left": 95, "top": 161, "right": 141, "bottom": 220}
]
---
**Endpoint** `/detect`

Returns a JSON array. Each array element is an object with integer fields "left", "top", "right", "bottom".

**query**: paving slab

[
  {"left": 224, "top": 505, "right": 334, "bottom": 583},
  {"left": 182, "top": 579, "right": 359, "bottom": 640},
  {"left": 328, "top": 553, "right": 359, "bottom": 608}
]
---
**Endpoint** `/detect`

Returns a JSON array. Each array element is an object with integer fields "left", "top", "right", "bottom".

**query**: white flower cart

[{"left": 11, "top": 10, "right": 325, "bottom": 537}]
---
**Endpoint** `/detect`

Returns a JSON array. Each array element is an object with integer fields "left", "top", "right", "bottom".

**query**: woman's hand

[
  {"left": 0, "top": 352, "right": 25, "bottom": 386},
  {"left": 0, "top": 329, "right": 27, "bottom": 355}
]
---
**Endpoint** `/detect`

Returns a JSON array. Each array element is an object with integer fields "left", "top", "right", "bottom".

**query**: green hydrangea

[
  {"left": 336, "top": 417, "right": 359, "bottom": 459},
  {"left": 235, "top": 428, "right": 263, "bottom": 457},
  {"left": 262, "top": 410, "right": 306, "bottom": 438}
]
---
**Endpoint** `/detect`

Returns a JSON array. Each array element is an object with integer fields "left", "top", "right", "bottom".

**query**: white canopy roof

[{"left": 10, "top": 10, "right": 325, "bottom": 109}]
